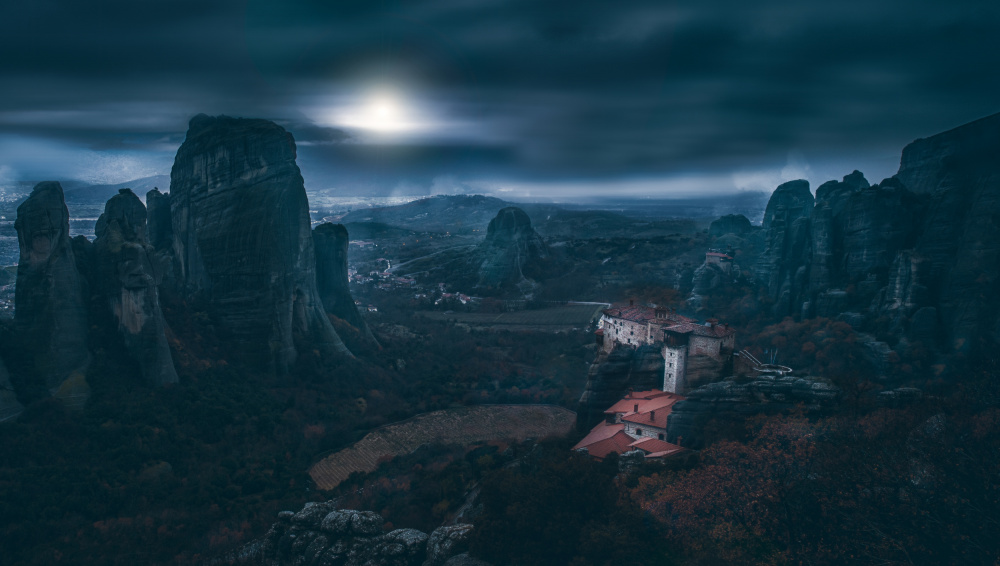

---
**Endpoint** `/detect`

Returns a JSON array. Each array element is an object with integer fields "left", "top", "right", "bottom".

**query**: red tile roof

[
  {"left": 706, "top": 252, "right": 733, "bottom": 259},
  {"left": 621, "top": 403, "right": 672, "bottom": 429},
  {"left": 579, "top": 430, "right": 637, "bottom": 460},
  {"left": 605, "top": 391, "right": 679, "bottom": 416},
  {"left": 573, "top": 422, "right": 625, "bottom": 450},
  {"left": 630, "top": 437, "right": 681, "bottom": 454}
]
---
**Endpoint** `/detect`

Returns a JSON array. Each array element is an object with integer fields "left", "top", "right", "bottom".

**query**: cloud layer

[{"left": 1, "top": 0, "right": 998, "bottom": 194}]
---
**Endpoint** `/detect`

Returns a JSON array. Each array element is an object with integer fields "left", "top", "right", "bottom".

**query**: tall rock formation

[
  {"left": 313, "top": 222, "right": 374, "bottom": 340},
  {"left": 145, "top": 188, "right": 173, "bottom": 252},
  {"left": 895, "top": 112, "right": 1000, "bottom": 354},
  {"left": 14, "top": 181, "right": 91, "bottom": 404},
  {"left": 475, "top": 207, "right": 549, "bottom": 291},
  {"left": 91, "top": 189, "right": 178, "bottom": 386},
  {"left": 169, "top": 114, "right": 349, "bottom": 373},
  {"left": 753, "top": 112, "right": 1000, "bottom": 360},
  {"left": 756, "top": 180, "right": 813, "bottom": 317}
]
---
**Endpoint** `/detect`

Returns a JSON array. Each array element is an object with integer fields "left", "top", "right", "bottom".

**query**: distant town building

[
  {"left": 598, "top": 301, "right": 735, "bottom": 394},
  {"left": 705, "top": 251, "right": 734, "bottom": 273},
  {"left": 573, "top": 389, "right": 685, "bottom": 461}
]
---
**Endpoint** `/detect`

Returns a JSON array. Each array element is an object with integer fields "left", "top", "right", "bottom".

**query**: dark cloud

[{"left": 0, "top": 0, "right": 998, "bottom": 194}]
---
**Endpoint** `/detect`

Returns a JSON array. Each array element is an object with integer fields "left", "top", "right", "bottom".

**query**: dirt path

[{"left": 308, "top": 404, "right": 576, "bottom": 490}]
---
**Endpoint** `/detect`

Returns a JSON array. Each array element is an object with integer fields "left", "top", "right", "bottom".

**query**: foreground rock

[
  {"left": 14, "top": 181, "right": 91, "bottom": 405},
  {"left": 169, "top": 115, "right": 349, "bottom": 373},
  {"left": 475, "top": 207, "right": 549, "bottom": 292},
  {"left": 313, "top": 223, "right": 375, "bottom": 341},
  {"left": 666, "top": 374, "right": 840, "bottom": 448},
  {"left": 218, "top": 502, "right": 484, "bottom": 566},
  {"left": 91, "top": 189, "right": 178, "bottom": 386}
]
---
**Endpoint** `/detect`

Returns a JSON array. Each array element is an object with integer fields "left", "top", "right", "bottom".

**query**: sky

[{"left": 1, "top": 0, "right": 999, "bottom": 199}]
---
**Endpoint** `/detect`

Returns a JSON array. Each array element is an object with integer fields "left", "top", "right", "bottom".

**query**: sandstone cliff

[
  {"left": 14, "top": 181, "right": 91, "bottom": 405},
  {"left": 91, "top": 189, "right": 178, "bottom": 386},
  {"left": 313, "top": 223, "right": 374, "bottom": 341},
  {"left": 169, "top": 115, "right": 350, "bottom": 373}
]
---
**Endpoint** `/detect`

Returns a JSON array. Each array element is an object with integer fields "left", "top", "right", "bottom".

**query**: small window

[
  {"left": 636, "top": 428, "right": 643, "bottom": 436},
  {"left": 658, "top": 433, "right": 664, "bottom": 440}
]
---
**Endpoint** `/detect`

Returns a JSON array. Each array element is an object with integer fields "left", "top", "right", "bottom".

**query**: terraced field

[
  {"left": 417, "top": 303, "right": 607, "bottom": 331},
  {"left": 309, "top": 405, "right": 576, "bottom": 490}
]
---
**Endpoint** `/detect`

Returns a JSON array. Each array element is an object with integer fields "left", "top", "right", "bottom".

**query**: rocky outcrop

[
  {"left": 896, "top": 113, "right": 1000, "bottom": 354},
  {"left": 666, "top": 374, "right": 840, "bottom": 448},
  {"left": 169, "top": 114, "right": 349, "bottom": 373},
  {"left": 576, "top": 344, "right": 663, "bottom": 431},
  {"left": 145, "top": 188, "right": 173, "bottom": 252},
  {"left": 91, "top": 189, "right": 178, "bottom": 386},
  {"left": 313, "top": 223, "right": 373, "bottom": 340},
  {"left": 756, "top": 180, "right": 813, "bottom": 318},
  {"left": 709, "top": 214, "right": 752, "bottom": 237},
  {"left": 475, "top": 207, "right": 549, "bottom": 291},
  {"left": 752, "top": 113, "right": 1000, "bottom": 360},
  {"left": 220, "top": 501, "right": 482, "bottom": 566},
  {"left": 14, "top": 181, "right": 91, "bottom": 404}
]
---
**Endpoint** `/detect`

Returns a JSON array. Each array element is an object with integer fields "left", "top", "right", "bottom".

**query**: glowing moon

[{"left": 338, "top": 94, "right": 415, "bottom": 132}]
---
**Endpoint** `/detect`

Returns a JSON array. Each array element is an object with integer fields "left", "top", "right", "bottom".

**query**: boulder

[
  {"left": 14, "top": 181, "right": 91, "bottom": 403},
  {"left": 169, "top": 114, "right": 350, "bottom": 373},
  {"left": 91, "top": 189, "right": 178, "bottom": 386}
]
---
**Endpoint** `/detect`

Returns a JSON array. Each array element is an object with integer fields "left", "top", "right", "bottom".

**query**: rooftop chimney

[
  {"left": 629, "top": 298, "right": 634, "bottom": 306},
  {"left": 633, "top": 403, "right": 639, "bottom": 412},
  {"left": 649, "top": 410, "right": 655, "bottom": 422}
]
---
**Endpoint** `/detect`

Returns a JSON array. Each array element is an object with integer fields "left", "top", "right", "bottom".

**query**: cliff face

[
  {"left": 145, "top": 188, "right": 173, "bottom": 252},
  {"left": 755, "top": 112, "right": 1000, "bottom": 360},
  {"left": 757, "top": 180, "right": 813, "bottom": 318},
  {"left": 313, "top": 222, "right": 373, "bottom": 340},
  {"left": 169, "top": 115, "right": 349, "bottom": 373},
  {"left": 14, "top": 181, "right": 91, "bottom": 402},
  {"left": 475, "top": 207, "right": 549, "bottom": 291},
  {"left": 576, "top": 344, "right": 664, "bottom": 431},
  {"left": 896, "top": 113, "right": 1000, "bottom": 353},
  {"left": 91, "top": 189, "right": 178, "bottom": 386}
]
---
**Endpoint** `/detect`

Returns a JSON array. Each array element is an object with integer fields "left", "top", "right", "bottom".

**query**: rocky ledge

[
  {"left": 219, "top": 502, "right": 488, "bottom": 566},
  {"left": 666, "top": 374, "right": 840, "bottom": 448}
]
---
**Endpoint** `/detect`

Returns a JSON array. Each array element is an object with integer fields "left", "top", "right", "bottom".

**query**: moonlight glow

[{"left": 334, "top": 93, "right": 419, "bottom": 133}]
